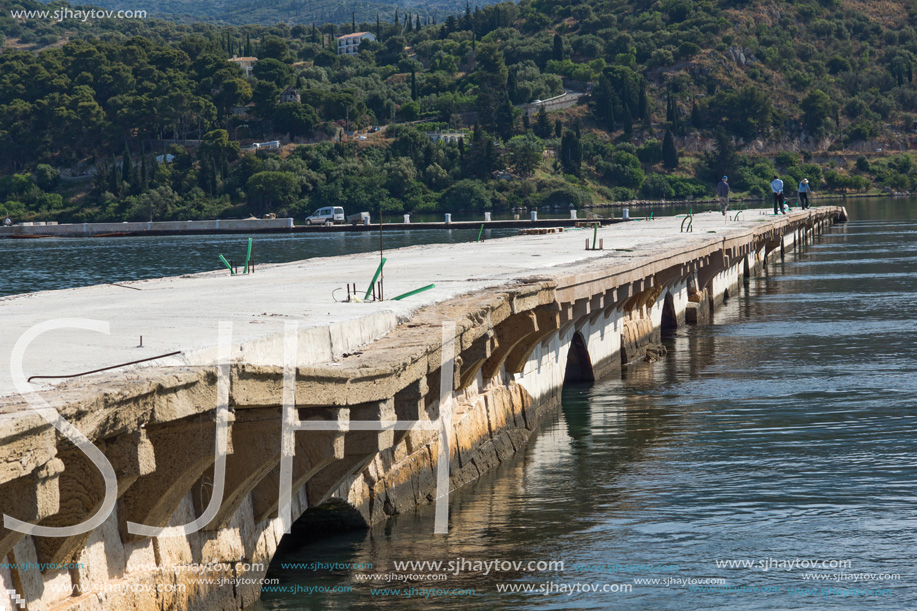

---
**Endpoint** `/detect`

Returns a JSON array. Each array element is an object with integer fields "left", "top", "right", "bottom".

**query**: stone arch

[
  {"left": 564, "top": 331, "right": 595, "bottom": 384},
  {"left": 661, "top": 292, "right": 678, "bottom": 331}
]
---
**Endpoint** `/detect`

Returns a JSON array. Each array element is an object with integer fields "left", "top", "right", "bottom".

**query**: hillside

[
  {"left": 50, "top": 0, "right": 497, "bottom": 26},
  {"left": 2, "top": 0, "right": 917, "bottom": 223}
]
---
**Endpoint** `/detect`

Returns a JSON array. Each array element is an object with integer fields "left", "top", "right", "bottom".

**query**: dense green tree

[
  {"left": 560, "top": 129, "right": 581, "bottom": 176},
  {"left": 441, "top": 179, "right": 492, "bottom": 210},
  {"left": 552, "top": 33, "right": 566, "bottom": 61},
  {"left": 506, "top": 133, "right": 543, "bottom": 177},
  {"left": 252, "top": 58, "right": 293, "bottom": 88},
  {"left": 801, "top": 90, "right": 838, "bottom": 137},
  {"left": 473, "top": 44, "right": 508, "bottom": 132},
  {"left": 662, "top": 129, "right": 679, "bottom": 169},
  {"left": 246, "top": 171, "right": 300, "bottom": 214},
  {"left": 534, "top": 106, "right": 551, "bottom": 138},
  {"left": 274, "top": 103, "right": 318, "bottom": 138},
  {"left": 34, "top": 164, "right": 59, "bottom": 191}
]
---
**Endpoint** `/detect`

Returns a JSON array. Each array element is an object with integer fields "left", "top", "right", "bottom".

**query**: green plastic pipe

[
  {"left": 391, "top": 283, "right": 435, "bottom": 301},
  {"left": 244, "top": 238, "right": 253, "bottom": 274},
  {"left": 592, "top": 223, "right": 598, "bottom": 249},
  {"left": 364, "top": 257, "right": 387, "bottom": 300},
  {"left": 477, "top": 224, "right": 484, "bottom": 242},
  {"left": 219, "top": 254, "right": 234, "bottom": 274}
]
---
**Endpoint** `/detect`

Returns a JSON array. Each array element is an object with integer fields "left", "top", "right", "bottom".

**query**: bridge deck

[{"left": 0, "top": 208, "right": 840, "bottom": 404}]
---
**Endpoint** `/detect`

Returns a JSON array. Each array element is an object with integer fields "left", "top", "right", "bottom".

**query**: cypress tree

[
  {"left": 140, "top": 152, "right": 148, "bottom": 191},
  {"left": 554, "top": 118, "right": 562, "bottom": 138},
  {"left": 411, "top": 69, "right": 418, "bottom": 100},
  {"left": 662, "top": 129, "right": 678, "bottom": 169},
  {"left": 108, "top": 155, "right": 120, "bottom": 196},
  {"left": 496, "top": 94, "right": 515, "bottom": 140},
  {"left": 522, "top": 111, "right": 530, "bottom": 132},
  {"left": 507, "top": 69, "right": 517, "bottom": 101},
  {"left": 552, "top": 33, "right": 565, "bottom": 61},
  {"left": 416, "top": 14, "right": 421, "bottom": 31},
  {"left": 622, "top": 105, "right": 633, "bottom": 140},
  {"left": 639, "top": 82, "right": 650, "bottom": 129},
  {"left": 352, "top": 11, "right": 356, "bottom": 33},
  {"left": 535, "top": 105, "right": 550, "bottom": 138},
  {"left": 560, "top": 130, "right": 581, "bottom": 176},
  {"left": 121, "top": 143, "right": 133, "bottom": 188}
]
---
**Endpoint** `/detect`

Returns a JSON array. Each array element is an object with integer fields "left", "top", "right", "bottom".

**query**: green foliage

[
  {"left": 247, "top": 171, "right": 301, "bottom": 213},
  {"left": 441, "top": 179, "right": 492, "bottom": 210},
  {"left": 540, "top": 184, "right": 591, "bottom": 207},
  {"left": 800, "top": 90, "right": 838, "bottom": 136},
  {"left": 662, "top": 130, "right": 679, "bottom": 169},
  {"left": 2, "top": 0, "right": 910, "bottom": 222},
  {"left": 505, "top": 133, "right": 544, "bottom": 177},
  {"left": 34, "top": 165, "right": 60, "bottom": 191},
  {"left": 560, "top": 130, "right": 582, "bottom": 176},
  {"left": 774, "top": 152, "right": 799, "bottom": 168},
  {"left": 641, "top": 174, "right": 676, "bottom": 199},
  {"left": 637, "top": 140, "right": 663, "bottom": 165}
]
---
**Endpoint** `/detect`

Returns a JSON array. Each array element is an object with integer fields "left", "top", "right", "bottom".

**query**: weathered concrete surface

[{"left": 0, "top": 207, "right": 845, "bottom": 611}]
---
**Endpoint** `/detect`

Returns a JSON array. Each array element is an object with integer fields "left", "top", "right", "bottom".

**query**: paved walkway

[{"left": 0, "top": 209, "right": 831, "bottom": 401}]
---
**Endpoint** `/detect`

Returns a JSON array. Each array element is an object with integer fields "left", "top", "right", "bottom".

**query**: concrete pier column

[
  {"left": 404, "top": 214, "right": 410, "bottom": 224},
  {"left": 530, "top": 211, "right": 538, "bottom": 221},
  {"left": 117, "top": 412, "right": 234, "bottom": 542},
  {"left": 34, "top": 431, "right": 154, "bottom": 565},
  {"left": 484, "top": 212, "right": 492, "bottom": 222},
  {"left": 570, "top": 210, "right": 577, "bottom": 219},
  {"left": 445, "top": 213, "right": 452, "bottom": 224},
  {"left": 0, "top": 461, "right": 64, "bottom": 562},
  {"left": 248, "top": 409, "right": 346, "bottom": 523}
]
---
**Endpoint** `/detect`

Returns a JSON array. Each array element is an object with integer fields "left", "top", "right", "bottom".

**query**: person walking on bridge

[
  {"left": 798, "top": 178, "right": 812, "bottom": 210},
  {"left": 771, "top": 175, "right": 785, "bottom": 215},
  {"left": 716, "top": 176, "right": 730, "bottom": 216}
]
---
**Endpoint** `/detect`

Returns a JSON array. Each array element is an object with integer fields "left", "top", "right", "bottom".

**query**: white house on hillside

[
  {"left": 337, "top": 32, "right": 375, "bottom": 55},
  {"left": 229, "top": 56, "right": 258, "bottom": 76}
]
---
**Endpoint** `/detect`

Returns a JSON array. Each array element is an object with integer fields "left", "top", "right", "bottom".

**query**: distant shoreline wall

[{"left": 0, "top": 218, "right": 294, "bottom": 238}]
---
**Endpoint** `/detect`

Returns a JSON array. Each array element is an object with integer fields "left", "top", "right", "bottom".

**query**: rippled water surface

[{"left": 252, "top": 199, "right": 917, "bottom": 610}]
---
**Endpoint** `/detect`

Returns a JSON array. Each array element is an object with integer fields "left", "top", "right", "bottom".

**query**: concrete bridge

[{"left": 0, "top": 207, "right": 846, "bottom": 611}]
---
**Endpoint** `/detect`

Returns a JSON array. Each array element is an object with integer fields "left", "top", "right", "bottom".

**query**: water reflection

[{"left": 255, "top": 198, "right": 917, "bottom": 609}]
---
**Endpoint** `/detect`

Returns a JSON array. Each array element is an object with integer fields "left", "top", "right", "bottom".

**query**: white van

[{"left": 305, "top": 206, "right": 345, "bottom": 225}]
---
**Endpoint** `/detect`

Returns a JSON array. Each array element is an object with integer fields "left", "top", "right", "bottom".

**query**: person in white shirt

[
  {"left": 771, "top": 175, "right": 785, "bottom": 215},
  {"left": 797, "top": 178, "right": 811, "bottom": 209}
]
